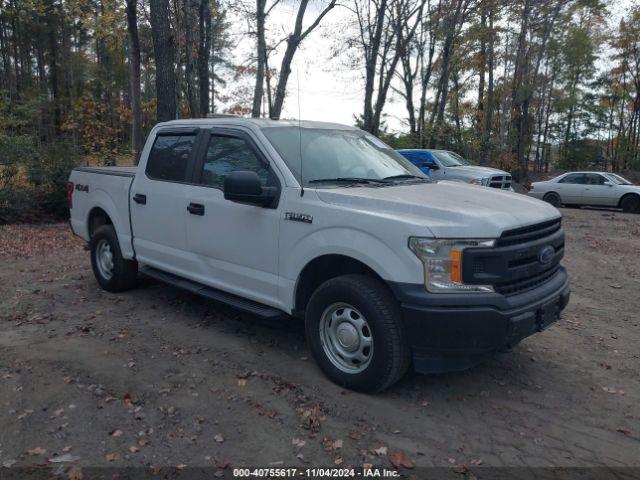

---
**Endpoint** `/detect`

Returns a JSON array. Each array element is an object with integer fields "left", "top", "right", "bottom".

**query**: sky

[{"left": 222, "top": 0, "right": 634, "bottom": 133}]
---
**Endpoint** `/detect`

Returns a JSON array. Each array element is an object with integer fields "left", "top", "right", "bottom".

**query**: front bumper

[{"left": 389, "top": 267, "right": 570, "bottom": 374}]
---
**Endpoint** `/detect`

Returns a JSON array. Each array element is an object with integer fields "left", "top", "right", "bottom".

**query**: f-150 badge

[{"left": 285, "top": 212, "right": 313, "bottom": 224}]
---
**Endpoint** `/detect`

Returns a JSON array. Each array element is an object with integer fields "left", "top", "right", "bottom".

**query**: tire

[
  {"left": 90, "top": 225, "right": 138, "bottom": 292},
  {"left": 543, "top": 192, "right": 561, "bottom": 208},
  {"left": 305, "top": 274, "right": 410, "bottom": 393},
  {"left": 620, "top": 194, "right": 640, "bottom": 214}
]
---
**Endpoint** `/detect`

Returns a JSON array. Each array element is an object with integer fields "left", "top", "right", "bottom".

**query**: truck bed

[
  {"left": 74, "top": 166, "right": 137, "bottom": 177},
  {"left": 68, "top": 165, "right": 136, "bottom": 259}
]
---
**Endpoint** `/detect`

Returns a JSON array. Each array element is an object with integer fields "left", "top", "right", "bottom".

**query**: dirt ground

[{"left": 1, "top": 208, "right": 639, "bottom": 476}]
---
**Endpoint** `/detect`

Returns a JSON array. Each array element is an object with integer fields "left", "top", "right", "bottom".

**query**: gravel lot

[{"left": 1, "top": 208, "right": 639, "bottom": 476}]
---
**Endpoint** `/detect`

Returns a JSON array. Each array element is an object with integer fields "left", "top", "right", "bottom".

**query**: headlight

[
  {"left": 469, "top": 177, "right": 489, "bottom": 186},
  {"left": 408, "top": 238, "right": 496, "bottom": 293}
]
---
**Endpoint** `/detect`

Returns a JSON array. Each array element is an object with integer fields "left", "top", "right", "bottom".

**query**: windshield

[
  {"left": 261, "top": 126, "right": 426, "bottom": 186},
  {"left": 605, "top": 173, "right": 633, "bottom": 185},
  {"left": 431, "top": 150, "right": 475, "bottom": 167}
]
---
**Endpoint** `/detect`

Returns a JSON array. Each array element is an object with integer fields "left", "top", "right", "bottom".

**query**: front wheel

[
  {"left": 90, "top": 225, "right": 138, "bottom": 292},
  {"left": 305, "top": 274, "right": 410, "bottom": 392},
  {"left": 621, "top": 194, "right": 640, "bottom": 213}
]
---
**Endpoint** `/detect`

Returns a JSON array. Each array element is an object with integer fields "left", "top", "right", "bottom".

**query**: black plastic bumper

[{"left": 389, "top": 267, "right": 570, "bottom": 374}]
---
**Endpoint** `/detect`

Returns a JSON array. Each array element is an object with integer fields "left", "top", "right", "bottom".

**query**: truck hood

[
  {"left": 441, "top": 165, "right": 508, "bottom": 178},
  {"left": 315, "top": 181, "right": 560, "bottom": 238}
]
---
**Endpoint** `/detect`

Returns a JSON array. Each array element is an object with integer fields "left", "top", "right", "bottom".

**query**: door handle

[
  {"left": 133, "top": 193, "right": 146, "bottom": 205},
  {"left": 187, "top": 202, "right": 205, "bottom": 216}
]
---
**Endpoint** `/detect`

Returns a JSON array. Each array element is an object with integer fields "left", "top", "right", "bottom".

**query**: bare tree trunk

[
  {"left": 150, "top": 0, "right": 178, "bottom": 121},
  {"left": 183, "top": 0, "right": 198, "bottom": 117},
  {"left": 198, "top": 0, "right": 212, "bottom": 116},
  {"left": 252, "top": 0, "right": 266, "bottom": 118},
  {"left": 45, "top": 0, "right": 61, "bottom": 134},
  {"left": 481, "top": 3, "right": 494, "bottom": 163},
  {"left": 361, "top": 0, "right": 388, "bottom": 133},
  {"left": 476, "top": 7, "right": 486, "bottom": 136},
  {"left": 428, "top": 0, "right": 464, "bottom": 147},
  {"left": 270, "top": 0, "right": 336, "bottom": 120},
  {"left": 126, "top": 0, "right": 143, "bottom": 163}
]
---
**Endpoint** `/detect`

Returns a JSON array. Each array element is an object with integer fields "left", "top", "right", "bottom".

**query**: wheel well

[
  {"left": 543, "top": 191, "right": 559, "bottom": 199},
  {"left": 294, "top": 254, "right": 385, "bottom": 316},
  {"left": 88, "top": 207, "right": 113, "bottom": 239},
  {"left": 618, "top": 192, "right": 639, "bottom": 207}
]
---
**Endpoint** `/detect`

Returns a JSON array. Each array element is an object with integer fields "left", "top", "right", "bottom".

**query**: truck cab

[{"left": 69, "top": 118, "right": 570, "bottom": 392}]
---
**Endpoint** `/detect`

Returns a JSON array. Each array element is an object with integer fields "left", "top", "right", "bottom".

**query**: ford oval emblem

[{"left": 538, "top": 245, "right": 555, "bottom": 265}]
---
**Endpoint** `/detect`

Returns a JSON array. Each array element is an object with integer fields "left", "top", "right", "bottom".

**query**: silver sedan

[{"left": 528, "top": 172, "right": 640, "bottom": 213}]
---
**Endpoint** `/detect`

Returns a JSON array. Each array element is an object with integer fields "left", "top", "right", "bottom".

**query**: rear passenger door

[
  {"left": 130, "top": 128, "right": 200, "bottom": 274},
  {"left": 183, "top": 128, "right": 282, "bottom": 307}
]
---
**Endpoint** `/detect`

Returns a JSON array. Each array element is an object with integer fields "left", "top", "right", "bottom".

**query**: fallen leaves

[
  {"left": 110, "top": 429, "right": 123, "bottom": 437},
  {"left": 299, "top": 405, "right": 324, "bottom": 433},
  {"left": 372, "top": 446, "right": 388, "bottom": 456},
  {"left": 388, "top": 450, "right": 414, "bottom": 469},
  {"left": 0, "top": 224, "right": 82, "bottom": 259},
  {"left": 214, "top": 434, "right": 225, "bottom": 443},
  {"left": 68, "top": 466, "right": 83, "bottom": 480},
  {"left": 105, "top": 453, "right": 119, "bottom": 462},
  {"left": 26, "top": 447, "right": 46, "bottom": 456},
  {"left": 602, "top": 386, "right": 626, "bottom": 395},
  {"left": 292, "top": 438, "right": 306, "bottom": 448}
]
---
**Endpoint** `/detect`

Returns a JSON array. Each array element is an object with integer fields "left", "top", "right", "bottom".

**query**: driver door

[{"left": 583, "top": 173, "right": 617, "bottom": 206}]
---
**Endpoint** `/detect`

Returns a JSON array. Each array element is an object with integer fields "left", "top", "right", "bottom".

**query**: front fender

[{"left": 280, "top": 226, "right": 423, "bottom": 309}]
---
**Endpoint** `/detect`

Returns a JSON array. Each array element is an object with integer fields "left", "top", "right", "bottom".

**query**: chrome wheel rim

[
  {"left": 319, "top": 303, "right": 373, "bottom": 373},
  {"left": 96, "top": 239, "right": 114, "bottom": 280}
]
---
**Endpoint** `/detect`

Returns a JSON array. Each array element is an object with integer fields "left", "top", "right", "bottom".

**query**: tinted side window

[
  {"left": 559, "top": 173, "right": 585, "bottom": 184},
  {"left": 200, "top": 135, "right": 268, "bottom": 189},
  {"left": 585, "top": 173, "right": 605, "bottom": 185},
  {"left": 146, "top": 134, "right": 196, "bottom": 182}
]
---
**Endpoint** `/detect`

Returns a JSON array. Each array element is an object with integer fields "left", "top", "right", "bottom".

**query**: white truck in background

[{"left": 68, "top": 118, "right": 570, "bottom": 392}]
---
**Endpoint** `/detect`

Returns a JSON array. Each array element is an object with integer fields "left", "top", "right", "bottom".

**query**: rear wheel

[
  {"left": 305, "top": 274, "right": 410, "bottom": 392},
  {"left": 90, "top": 225, "right": 138, "bottom": 292},
  {"left": 620, "top": 194, "right": 640, "bottom": 213},
  {"left": 543, "top": 192, "right": 562, "bottom": 208}
]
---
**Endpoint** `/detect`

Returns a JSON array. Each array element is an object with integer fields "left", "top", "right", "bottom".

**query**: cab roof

[{"left": 156, "top": 117, "right": 358, "bottom": 131}]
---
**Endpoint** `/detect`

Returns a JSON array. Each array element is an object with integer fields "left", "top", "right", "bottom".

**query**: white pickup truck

[{"left": 68, "top": 118, "right": 570, "bottom": 392}]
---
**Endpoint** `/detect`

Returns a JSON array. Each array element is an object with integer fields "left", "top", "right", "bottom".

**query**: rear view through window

[{"left": 146, "top": 134, "right": 196, "bottom": 182}]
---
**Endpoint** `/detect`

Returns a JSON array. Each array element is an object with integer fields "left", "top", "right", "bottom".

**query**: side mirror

[
  {"left": 604, "top": 181, "right": 614, "bottom": 187},
  {"left": 423, "top": 162, "right": 439, "bottom": 170},
  {"left": 223, "top": 171, "right": 277, "bottom": 207}
]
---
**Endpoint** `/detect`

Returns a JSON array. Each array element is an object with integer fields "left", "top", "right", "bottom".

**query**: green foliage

[{"left": 558, "top": 139, "right": 603, "bottom": 170}]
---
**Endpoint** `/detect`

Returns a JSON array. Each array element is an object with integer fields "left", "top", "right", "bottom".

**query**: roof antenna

[{"left": 297, "top": 65, "right": 304, "bottom": 197}]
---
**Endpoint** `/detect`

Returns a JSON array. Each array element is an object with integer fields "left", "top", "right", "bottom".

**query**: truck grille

[
  {"left": 489, "top": 174, "right": 512, "bottom": 190},
  {"left": 495, "top": 218, "right": 562, "bottom": 247},
  {"left": 462, "top": 218, "right": 564, "bottom": 296}
]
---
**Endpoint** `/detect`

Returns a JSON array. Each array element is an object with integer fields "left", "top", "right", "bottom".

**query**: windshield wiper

[
  {"left": 382, "top": 174, "right": 428, "bottom": 182},
  {"left": 308, "top": 177, "right": 386, "bottom": 185}
]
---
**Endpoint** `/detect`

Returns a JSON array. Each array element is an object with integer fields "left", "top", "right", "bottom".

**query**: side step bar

[{"left": 140, "top": 266, "right": 284, "bottom": 319}]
